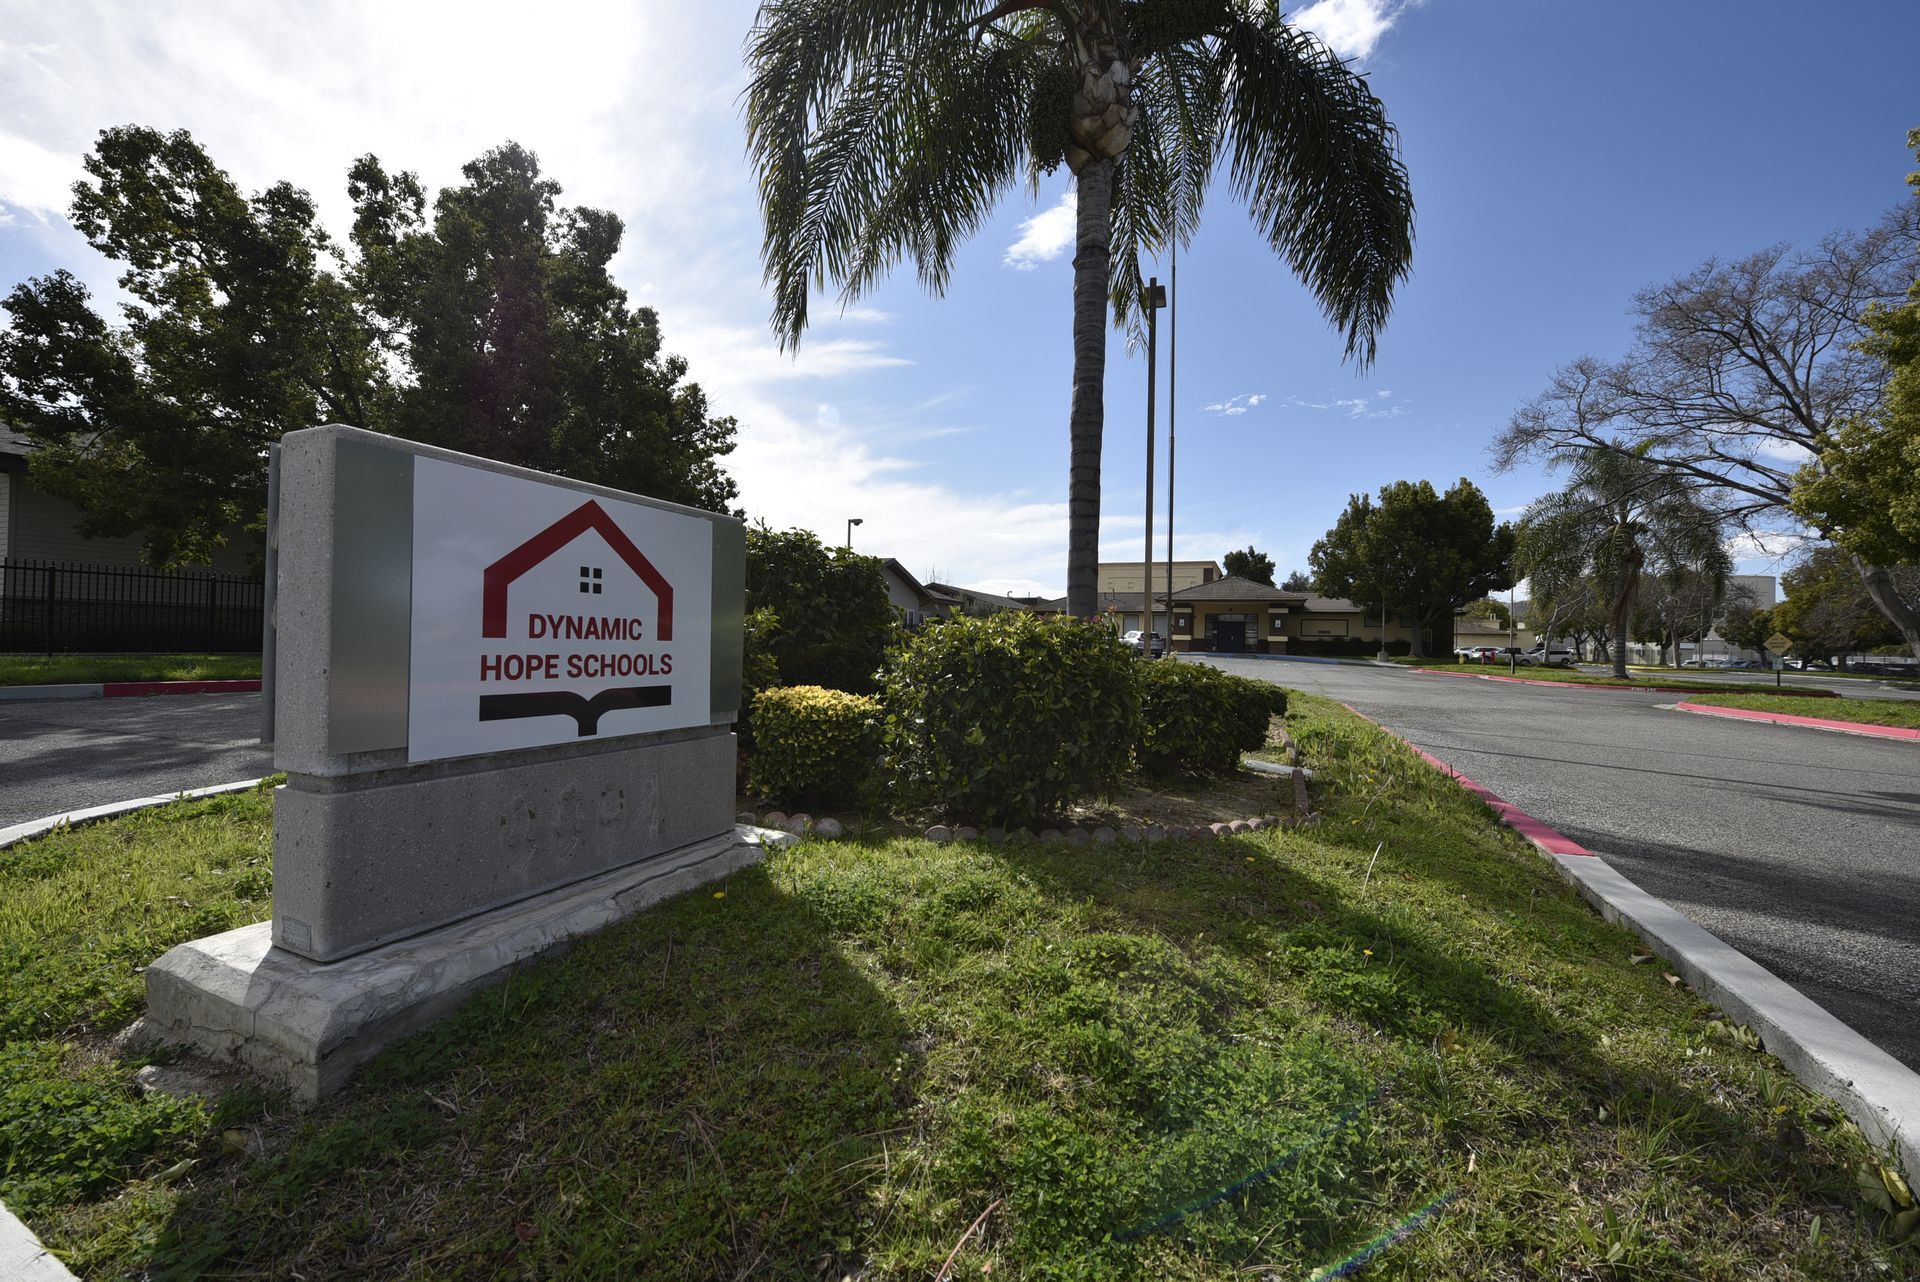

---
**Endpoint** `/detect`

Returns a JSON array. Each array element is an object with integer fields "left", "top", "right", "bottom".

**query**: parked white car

[{"left": 1523, "top": 643, "right": 1576, "bottom": 666}]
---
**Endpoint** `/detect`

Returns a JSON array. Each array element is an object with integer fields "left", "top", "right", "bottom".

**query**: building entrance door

[{"left": 1214, "top": 621, "right": 1247, "bottom": 653}]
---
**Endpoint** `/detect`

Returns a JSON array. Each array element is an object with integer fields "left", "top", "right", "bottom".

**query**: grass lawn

[
  {"left": 0, "top": 653, "right": 261, "bottom": 687},
  {"left": 1683, "top": 692, "right": 1920, "bottom": 732},
  {"left": 1412, "top": 661, "right": 1835, "bottom": 696},
  {"left": 6, "top": 700, "right": 1917, "bottom": 1278}
]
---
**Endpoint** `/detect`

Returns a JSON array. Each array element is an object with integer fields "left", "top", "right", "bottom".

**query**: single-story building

[
  {"left": 1, "top": 426, "right": 254, "bottom": 573},
  {"left": 1036, "top": 564, "right": 1433, "bottom": 654},
  {"left": 925, "top": 581, "right": 1034, "bottom": 617}
]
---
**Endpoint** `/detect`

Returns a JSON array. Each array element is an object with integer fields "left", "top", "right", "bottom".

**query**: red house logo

[
  {"left": 482, "top": 499, "right": 674, "bottom": 640},
  {"left": 475, "top": 499, "right": 677, "bottom": 736}
]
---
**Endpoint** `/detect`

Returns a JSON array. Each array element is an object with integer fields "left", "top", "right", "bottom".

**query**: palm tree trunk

[
  {"left": 1065, "top": 157, "right": 1115, "bottom": 619},
  {"left": 1609, "top": 584, "right": 1633, "bottom": 679}
]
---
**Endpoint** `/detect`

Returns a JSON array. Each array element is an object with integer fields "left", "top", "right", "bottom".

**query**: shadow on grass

[{"left": 137, "top": 864, "right": 915, "bottom": 1281}]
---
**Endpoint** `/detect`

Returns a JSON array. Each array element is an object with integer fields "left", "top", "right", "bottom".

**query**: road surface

[
  {"left": 0, "top": 693, "right": 272, "bottom": 829},
  {"left": 1201, "top": 656, "right": 1920, "bottom": 1070}
]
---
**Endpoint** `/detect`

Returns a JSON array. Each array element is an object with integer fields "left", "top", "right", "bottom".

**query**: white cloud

[
  {"left": 1288, "top": 0, "right": 1418, "bottom": 62},
  {"left": 1003, "top": 191, "right": 1077, "bottom": 270},
  {"left": 1203, "top": 392, "right": 1266, "bottom": 416},
  {"left": 1282, "top": 391, "right": 1407, "bottom": 419}
]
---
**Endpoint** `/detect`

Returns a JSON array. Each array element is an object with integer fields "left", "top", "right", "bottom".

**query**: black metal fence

[{"left": 0, "top": 558, "right": 265, "bottom": 654}]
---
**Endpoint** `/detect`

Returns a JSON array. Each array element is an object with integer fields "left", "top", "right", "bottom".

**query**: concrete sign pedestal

[
  {"left": 145, "top": 425, "right": 750, "bottom": 1101},
  {"left": 146, "top": 825, "right": 791, "bottom": 1104}
]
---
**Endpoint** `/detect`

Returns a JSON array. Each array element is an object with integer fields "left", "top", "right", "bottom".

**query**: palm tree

[
  {"left": 746, "top": 0, "right": 1414, "bottom": 617},
  {"left": 1516, "top": 449, "right": 1728, "bottom": 679}
]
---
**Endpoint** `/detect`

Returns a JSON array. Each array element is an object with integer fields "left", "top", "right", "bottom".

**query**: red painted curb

[
  {"left": 1337, "top": 701, "right": 1593, "bottom": 857},
  {"left": 1413, "top": 668, "right": 1835, "bottom": 697},
  {"left": 1673, "top": 701, "right": 1919, "bottom": 742},
  {"left": 101, "top": 679, "right": 262, "bottom": 698}
]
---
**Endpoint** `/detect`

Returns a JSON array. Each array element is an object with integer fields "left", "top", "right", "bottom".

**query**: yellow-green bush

[{"left": 748, "top": 685, "right": 882, "bottom": 804}]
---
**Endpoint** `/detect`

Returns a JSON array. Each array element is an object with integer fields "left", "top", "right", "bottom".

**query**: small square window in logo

[{"left": 580, "top": 566, "right": 603, "bottom": 595}]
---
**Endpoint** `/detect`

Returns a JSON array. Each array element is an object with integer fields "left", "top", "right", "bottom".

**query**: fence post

[{"left": 44, "top": 564, "right": 57, "bottom": 657}]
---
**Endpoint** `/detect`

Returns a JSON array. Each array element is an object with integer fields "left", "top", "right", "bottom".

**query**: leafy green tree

[
  {"left": 0, "top": 128, "right": 737, "bottom": 567},
  {"left": 1721, "top": 603, "right": 1776, "bottom": 658},
  {"left": 1280, "top": 569, "right": 1313, "bottom": 592},
  {"left": 745, "top": 526, "right": 899, "bottom": 693},
  {"left": 1462, "top": 597, "right": 1512, "bottom": 628},
  {"left": 1515, "top": 449, "right": 1726, "bottom": 678},
  {"left": 1221, "top": 545, "right": 1275, "bottom": 585},
  {"left": 0, "top": 128, "right": 384, "bottom": 564},
  {"left": 1791, "top": 137, "right": 1920, "bottom": 653},
  {"left": 745, "top": 0, "right": 1414, "bottom": 618},
  {"left": 346, "top": 144, "right": 739, "bottom": 511},
  {"left": 1308, "top": 479, "right": 1514, "bottom": 658},
  {"left": 1773, "top": 544, "right": 1903, "bottom": 665}
]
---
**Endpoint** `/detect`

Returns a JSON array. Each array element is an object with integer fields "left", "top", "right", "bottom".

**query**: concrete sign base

[
  {"left": 272, "top": 726, "right": 736, "bottom": 962},
  {"left": 145, "top": 825, "right": 791, "bottom": 1104}
]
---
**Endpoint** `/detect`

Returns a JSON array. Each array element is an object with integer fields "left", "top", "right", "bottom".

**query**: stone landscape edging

[
  {"left": 0, "top": 778, "right": 270, "bottom": 851},
  {"left": 1337, "top": 700, "right": 1920, "bottom": 1181},
  {"left": 1672, "top": 700, "right": 1919, "bottom": 742},
  {"left": 0, "top": 678, "right": 261, "bottom": 702}
]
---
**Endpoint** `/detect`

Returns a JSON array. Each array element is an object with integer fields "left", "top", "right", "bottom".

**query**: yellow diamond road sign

[{"left": 1766, "top": 631, "right": 1793, "bottom": 654}]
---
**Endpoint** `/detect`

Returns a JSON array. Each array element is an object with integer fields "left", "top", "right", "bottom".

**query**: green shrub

[
  {"left": 1136, "top": 663, "right": 1282, "bottom": 776},
  {"left": 746, "top": 526, "right": 898, "bottom": 693},
  {"left": 749, "top": 685, "right": 882, "bottom": 804},
  {"left": 883, "top": 614, "right": 1139, "bottom": 825}
]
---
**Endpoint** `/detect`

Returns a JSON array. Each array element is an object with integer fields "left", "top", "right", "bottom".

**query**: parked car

[
  {"left": 1523, "top": 643, "right": 1576, "bottom": 666},
  {"left": 1122, "top": 629, "right": 1165, "bottom": 657},
  {"left": 1459, "top": 645, "right": 1501, "bottom": 662}
]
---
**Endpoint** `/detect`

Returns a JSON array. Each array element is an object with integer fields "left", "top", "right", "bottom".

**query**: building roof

[
  {"left": 1, "top": 425, "right": 32, "bottom": 458},
  {"left": 1033, "top": 590, "right": 1159, "bottom": 615},
  {"left": 881, "top": 558, "right": 934, "bottom": 604},
  {"left": 1169, "top": 574, "right": 1306, "bottom": 603},
  {"left": 925, "top": 581, "right": 1034, "bottom": 612}
]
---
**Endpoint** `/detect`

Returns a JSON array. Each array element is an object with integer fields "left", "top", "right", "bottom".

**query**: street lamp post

[
  {"left": 845, "top": 517, "right": 863, "bottom": 549},
  {"left": 1164, "top": 240, "right": 1178, "bottom": 659},
  {"left": 1141, "top": 277, "right": 1167, "bottom": 656}
]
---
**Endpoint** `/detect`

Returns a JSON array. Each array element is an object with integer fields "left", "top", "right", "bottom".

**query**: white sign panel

[{"left": 408, "top": 456, "right": 713, "bottom": 764}]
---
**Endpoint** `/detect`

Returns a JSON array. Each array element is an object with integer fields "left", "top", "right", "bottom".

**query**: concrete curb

[
  {"left": 1672, "top": 701, "right": 1919, "bottom": 742},
  {"left": 1339, "top": 700, "right": 1920, "bottom": 1180},
  {"left": 1551, "top": 853, "right": 1920, "bottom": 1180},
  {"left": 0, "top": 1201, "right": 76, "bottom": 1281},
  {"left": 0, "top": 778, "right": 271, "bottom": 850},
  {"left": 1413, "top": 668, "right": 1830, "bottom": 698},
  {"left": 0, "top": 678, "right": 260, "bottom": 702}
]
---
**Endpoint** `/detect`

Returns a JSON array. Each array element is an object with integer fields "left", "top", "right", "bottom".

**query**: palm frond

[
  {"left": 1214, "top": 9, "right": 1413, "bottom": 366},
  {"left": 746, "top": 0, "right": 1054, "bottom": 345}
]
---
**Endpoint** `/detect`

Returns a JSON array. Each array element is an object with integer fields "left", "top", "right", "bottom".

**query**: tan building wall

[
  {"left": 1098, "top": 560, "right": 1220, "bottom": 595},
  {"left": 5, "top": 475, "right": 255, "bottom": 576}
]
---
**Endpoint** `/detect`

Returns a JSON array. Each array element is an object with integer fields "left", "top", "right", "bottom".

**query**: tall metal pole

[
  {"left": 1143, "top": 276, "right": 1158, "bottom": 655},
  {"left": 1164, "top": 241, "right": 1177, "bottom": 658}
]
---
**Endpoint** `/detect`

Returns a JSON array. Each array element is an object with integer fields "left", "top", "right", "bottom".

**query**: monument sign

[{"left": 144, "top": 426, "right": 776, "bottom": 1101}]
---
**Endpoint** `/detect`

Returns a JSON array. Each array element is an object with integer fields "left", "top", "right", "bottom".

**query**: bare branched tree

[{"left": 1492, "top": 205, "right": 1920, "bottom": 652}]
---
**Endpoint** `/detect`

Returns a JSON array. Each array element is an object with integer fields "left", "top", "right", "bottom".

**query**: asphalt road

[
  {"left": 1199, "top": 656, "right": 1920, "bottom": 1070},
  {"left": 0, "top": 693, "right": 273, "bottom": 829}
]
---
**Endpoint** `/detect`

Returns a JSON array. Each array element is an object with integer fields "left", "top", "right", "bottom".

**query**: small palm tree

[
  {"left": 1517, "top": 449, "right": 1728, "bottom": 678},
  {"left": 746, "top": 0, "right": 1414, "bottom": 616}
]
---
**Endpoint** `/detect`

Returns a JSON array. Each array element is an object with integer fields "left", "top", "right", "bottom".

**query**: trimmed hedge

[
  {"left": 1137, "top": 662, "right": 1284, "bottom": 776},
  {"left": 748, "top": 685, "right": 882, "bottom": 805},
  {"left": 883, "top": 613, "right": 1139, "bottom": 825}
]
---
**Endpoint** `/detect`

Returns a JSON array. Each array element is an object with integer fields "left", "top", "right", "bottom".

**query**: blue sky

[{"left": 2, "top": 1, "right": 1916, "bottom": 597}]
